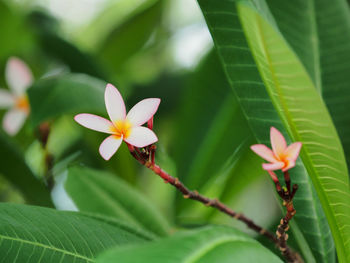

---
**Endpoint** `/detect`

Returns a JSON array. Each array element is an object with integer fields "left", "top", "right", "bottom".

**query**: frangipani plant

[
  {"left": 74, "top": 82, "right": 302, "bottom": 261},
  {"left": 0, "top": 57, "right": 32, "bottom": 135},
  {"left": 1, "top": 0, "right": 350, "bottom": 263}
]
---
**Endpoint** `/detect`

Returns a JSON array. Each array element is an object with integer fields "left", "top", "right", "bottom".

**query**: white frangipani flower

[
  {"left": 0, "top": 57, "right": 33, "bottom": 136},
  {"left": 75, "top": 84, "right": 160, "bottom": 160}
]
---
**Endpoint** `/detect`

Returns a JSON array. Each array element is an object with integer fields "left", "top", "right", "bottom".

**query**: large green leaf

[
  {"left": 98, "top": 0, "right": 162, "bottom": 75},
  {"left": 64, "top": 165, "right": 171, "bottom": 237},
  {"left": 76, "top": 0, "right": 149, "bottom": 49},
  {"left": 0, "top": 1, "right": 33, "bottom": 62},
  {"left": 237, "top": 1, "right": 350, "bottom": 262},
  {"left": 172, "top": 51, "right": 266, "bottom": 223},
  {"left": 0, "top": 132, "right": 52, "bottom": 207},
  {"left": 28, "top": 73, "right": 106, "bottom": 127},
  {"left": 197, "top": 0, "right": 337, "bottom": 262},
  {"left": 266, "top": 0, "right": 350, "bottom": 170},
  {"left": 28, "top": 11, "right": 107, "bottom": 80},
  {"left": 0, "top": 203, "right": 149, "bottom": 262},
  {"left": 96, "top": 226, "right": 283, "bottom": 263}
]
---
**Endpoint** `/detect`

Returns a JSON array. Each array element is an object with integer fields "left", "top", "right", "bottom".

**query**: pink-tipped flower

[
  {"left": 75, "top": 84, "right": 160, "bottom": 160},
  {"left": 0, "top": 57, "right": 33, "bottom": 135},
  {"left": 250, "top": 127, "right": 302, "bottom": 172}
]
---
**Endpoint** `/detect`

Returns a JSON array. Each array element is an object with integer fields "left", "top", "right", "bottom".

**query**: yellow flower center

[
  {"left": 276, "top": 153, "right": 289, "bottom": 169},
  {"left": 15, "top": 95, "right": 30, "bottom": 113},
  {"left": 110, "top": 120, "right": 132, "bottom": 139}
]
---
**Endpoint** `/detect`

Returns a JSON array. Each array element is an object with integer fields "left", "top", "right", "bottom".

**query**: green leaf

[
  {"left": 28, "top": 11, "right": 107, "bottom": 80},
  {"left": 77, "top": 0, "right": 155, "bottom": 50},
  {"left": 28, "top": 73, "right": 106, "bottom": 127},
  {"left": 0, "top": 132, "right": 52, "bottom": 207},
  {"left": 237, "top": 2, "right": 350, "bottom": 262},
  {"left": 0, "top": 1, "right": 33, "bottom": 61},
  {"left": 98, "top": 0, "right": 163, "bottom": 74},
  {"left": 197, "top": 0, "right": 337, "bottom": 262},
  {"left": 64, "top": 165, "right": 171, "bottom": 237},
  {"left": 172, "top": 51, "right": 264, "bottom": 223},
  {"left": 0, "top": 203, "right": 149, "bottom": 262},
  {"left": 96, "top": 226, "right": 283, "bottom": 263},
  {"left": 266, "top": 0, "right": 350, "bottom": 170}
]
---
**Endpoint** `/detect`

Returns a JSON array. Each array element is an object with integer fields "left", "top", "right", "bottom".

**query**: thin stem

[
  {"left": 43, "top": 150, "right": 55, "bottom": 190},
  {"left": 283, "top": 171, "right": 291, "bottom": 194},
  {"left": 274, "top": 180, "right": 285, "bottom": 199},
  {"left": 273, "top": 172, "right": 302, "bottom": 263},
  {"left": 126, "top": 144, "right": 277, "bottom": 243},
  {"left": 37, "top": 122, "right": 54, "bottom": 190},
  {"left": 291, "top": 184, "right": 298, "bottom": 199},
  {"left": 150, "top": 145, "right": 156, "bottom": 165},
  {"left": 276, "top": 200, "right": 298, "bottom": 262},
  {"left": 153, "top": 163, "right": 277, "bottom": 242}
]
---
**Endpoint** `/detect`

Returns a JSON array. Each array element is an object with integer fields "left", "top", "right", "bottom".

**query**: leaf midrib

[{"left": 0, "top": 235, "right": 93, "bottom": 262}]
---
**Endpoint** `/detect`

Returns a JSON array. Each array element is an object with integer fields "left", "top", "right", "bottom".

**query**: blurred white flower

[{"left": 0, "top": 57, "right": 33, "bottom": 136}]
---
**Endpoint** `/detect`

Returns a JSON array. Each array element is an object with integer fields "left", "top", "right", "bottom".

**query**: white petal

[
  {"left": 0, "top": 89, "right": 15, "bottom": 108},
  {"left": 250, "top": 144, "right": 277, "bottom": 163},
  {"left": 127, "top": 98, "right": 160, "bottom": 126},
  {"left": 270, "top": 127, "right": 287, "bottom": 156},
  {"left": 283, "top": 159, "right": 296, "bottom": 172},
  {"left": 99, "top": 135, "right": 123, "bottom": 160},
  {"left": 262, "top": 162, "right": 285, "bottom": 171},
  {"left": 2, "top": 109, "right": 27, "bottom": 136},
  {"left": 74, "top": 114, "right": 113, "bottom": 134},
  {"left": 284, "top": 142, "right": 302, "bottom": 163},
  {"left": 5, "top": 57, "right": 33, "bottom": 95},
  {"left": 124, "top": 126, "right": 158, "bottom": 148},
  {"left": 105, "top": 83, "right": 126, "bottom": 122}
]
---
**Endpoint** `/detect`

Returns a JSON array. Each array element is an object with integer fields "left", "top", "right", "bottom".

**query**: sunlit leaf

[
  {"left": 267, "top": 0, "right": 350, "bottom": 171},
  {"left": 96, "top": 226, "right": 283, "bottom": 263},
  {"left": 197, "top": 0, "right": 341, "bottom": 261},
  {"left": 237, "top": 1, "right": 349, "bottom": 262}
]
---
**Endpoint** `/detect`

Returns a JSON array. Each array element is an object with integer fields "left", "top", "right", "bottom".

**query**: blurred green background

[{"left": 0, "top": 0, "right": 279, "bottom": 239}]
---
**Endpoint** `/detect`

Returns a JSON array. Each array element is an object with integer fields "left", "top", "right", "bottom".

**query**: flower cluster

[{"left": 0, "top": 57, "right": 32, "bottom": 135}]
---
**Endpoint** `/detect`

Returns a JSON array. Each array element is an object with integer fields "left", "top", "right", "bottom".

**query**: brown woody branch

[
  {"left": 274, "top": 172, "right": 302, "bottom": 263},
  {"left": 126, "top": 143, "right": 297, "bottom": 253}
]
